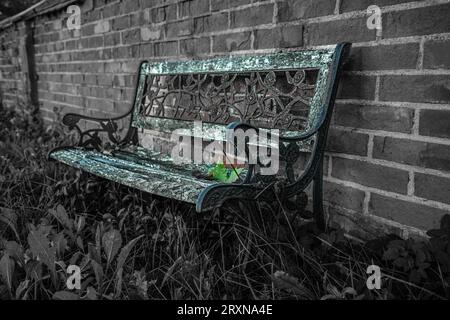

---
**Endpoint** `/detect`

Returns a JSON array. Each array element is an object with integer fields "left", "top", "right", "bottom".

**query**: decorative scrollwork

[
  {"left": 62, "top": 112, "right": 137, "bottom": 151},
  {"left": 140, "top": 69, "right": 318, "bottom": 131}
]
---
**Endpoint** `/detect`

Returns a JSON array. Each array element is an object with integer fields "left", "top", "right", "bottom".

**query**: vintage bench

[{"left": 49, "top": 42, "right": 351, "bottom": 230}]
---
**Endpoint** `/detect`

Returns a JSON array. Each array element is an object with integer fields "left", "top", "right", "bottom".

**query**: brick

[
  {"left": 113, "top": 46, "right": 130, "bottom": 59},
  {"left": 81, "top": 35, "right": 104, "bottom": 48},
  {"left": 180, "top": 37, "right": 210, "bottom": 57},
  {"left": 337, "top": 75, "right": 376, "bottom": 100},
  {"left": 415, "top": 173, "right": 450, "bottom": 205},
  {"left": 94, "top": 20, "right": 111, "bottom": 34},
  {"left": 379, "top": 75, "right": 450, "bottom": 103},
  {"left": 179, "top": 0, "right": 210, "bottom": 17},
  {"left": 230, "top": 3, "right": 274, "bottom": 28},
  {"left": 346, "top": 43, "right": 419, "bottom": 71},
  {"left": 166, "top": 19, "right": 194, "bottom": 38},
  {"left": 383, "top": 4, "right": 450, "bottom": 39},
  {"left": 121, "top": 0, "right": 140, "bottom": 13},
  {"left": 332, "top": 157, "right": 409, "bottom": 194},
  {"left": 254, "top": 25, "right": 303, "bottom": 49},
  {"left": 306, "top": 17, "right": 376, "bottom": 46},
  {"left": 154, "top": 41, "right": 178, "bottom": 57},
  {"left": 141, "top": 27, "right": 162, "bottom": 41},
  {"left": 81, "top": 24, "right": 95, "bottom": 37},
  {"left": 230, "top": 0, "right": 251, "bottom": 7},
  {"left": 194, "top": 12, "right": 228, "bottom": 34},
  {"left": 334, "top": 104, "right": 414, "bottom": 133},
  {"left": 150, "top": 5, "right": 177, "bottom": 23},
  {"left": 112, "top": 15, "right": 130, "bottom": 31},
  {"left": 122, "top": 28, "right": 141, "bottom": 45},
  {"left": 424, "top": 39, "right": 450, "bottom": 69},
  {"left": 140, "top": 43, "right": 154, "bottom": 57},
  {"left": 373, "top": 136, "right": 450, "bottom": 172},
  {"left": 278, "top": 0, "right": 335, "bottom": 22},
  {"left": 369, "top": 193, "right": 446, "bottom": 230},
  {"left": 340, "top": 0, "right": 412, "bottom": 12},
  {"left": 131, "top": 11, "right": 143, "bottom": 26},
  {"left": 326, "top": 128, "right": 369, "bottom": 156},
  {"left": 324, "top": 181, "right": 366, "bottom": 212},
  {"left": 103, "top": 4, "right": 121, "bottom": 18},
  {"left": 211, "top": 0, "right": 229, "bottom": 11},
  {"left": 97, "top": 74, "right": 114, "bottom": 86},
  {"left": 211, "top": 0, "right": 252, "bottom": 11},
  {"left": 419, "top": 109, "right": 450, "bottom": 139},
  {"left": 212, "top": 31, "right": 251, "bottom": 52},
  {"left": 104, "top": 32, "right": 120, "bottom": 46}
]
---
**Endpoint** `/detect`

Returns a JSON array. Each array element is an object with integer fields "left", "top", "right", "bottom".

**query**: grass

[{"left": 0, "top": 104, "right": 449, "bottom": 300}]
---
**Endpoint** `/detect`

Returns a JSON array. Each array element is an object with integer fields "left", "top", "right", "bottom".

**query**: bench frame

[{"left": 50, "top": 43, "right": 351, "bottom": 230}]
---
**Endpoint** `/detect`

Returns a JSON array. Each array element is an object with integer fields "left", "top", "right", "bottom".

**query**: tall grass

[{"left": 0, "top": 104, "right": 449, "bottom": 300}]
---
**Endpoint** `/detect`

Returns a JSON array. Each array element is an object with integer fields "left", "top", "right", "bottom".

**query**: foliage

[
  {"left": 207, "top": 163, "right": 244, "bottom": 183},
  {"left": 0, "top": 104, "right": 449, "bottom": 300}
]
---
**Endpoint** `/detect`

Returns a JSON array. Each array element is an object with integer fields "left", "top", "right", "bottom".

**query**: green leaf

[
  {"left": 0, "top": 253, "right": 15, "bottom": 292},
  {"left": 102, "top": 229, "right": 122, "bottom": 267},
  {"left": 208, "top": 163, "right": 243, "bottom": 183}
]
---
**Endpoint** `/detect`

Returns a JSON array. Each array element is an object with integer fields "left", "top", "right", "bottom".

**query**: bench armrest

[{"left": 62, "top": 110, "right": 137, "bottom": 151}]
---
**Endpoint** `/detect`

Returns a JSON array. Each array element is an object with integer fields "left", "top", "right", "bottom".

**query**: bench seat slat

[
  {"left": 135, "top": 117, "right": 314, "bottom": 152},
  {"left": 49, "top": 148, "right": 217, "bottom": 204}
]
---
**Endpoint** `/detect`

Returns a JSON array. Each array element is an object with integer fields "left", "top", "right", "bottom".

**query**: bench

[{"left": 49, "top": 42, "right": 351, "bottom": 230}]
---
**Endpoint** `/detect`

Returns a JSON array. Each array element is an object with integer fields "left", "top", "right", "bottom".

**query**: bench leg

[{"left": 313, "top": 157, "right": 326, "bottom": 231}]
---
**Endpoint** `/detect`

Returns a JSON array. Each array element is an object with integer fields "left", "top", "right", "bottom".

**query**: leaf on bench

[{"left": 208, "top": 163, "right": 243, "bottom": 183}]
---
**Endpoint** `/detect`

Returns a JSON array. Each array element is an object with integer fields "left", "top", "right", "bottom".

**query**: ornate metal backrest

[{"left": 130, "top": 46, "right": 343, "bottom": 140}]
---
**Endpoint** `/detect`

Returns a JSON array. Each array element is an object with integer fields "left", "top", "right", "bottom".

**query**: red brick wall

[{"left": 1, "top": 0, "right": 449, "bottom": 238}]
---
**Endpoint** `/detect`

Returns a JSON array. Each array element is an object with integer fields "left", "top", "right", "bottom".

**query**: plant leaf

[
  {"left": 48, "top": 205, "right": 73, "bottom": 230},
  {"left": 115, "top": 268, "right": 123, "bottom": 298},
  {"left": 0, "top": 253, "right": 15, "bottom": 292},
  {"left": 102, "top": 229, "right": 122, "bottom": 267},
  {"left": 271, "top": 270, "right": 315, "bottom": 299},
  {"left": 53, "top": 233, "right": 68, "bottom": 259},
  {"left": 15, "top": 279, "right": 29, "bottom": 300},
  {"left": 4, "top": 241, "right": 24, "bottom": 266},
  {"left": 0, "top": 207, "right": 19, "bottom": 241},
  {"left": 116, "top": 235, "right": 144, "bottom": 272},
  {"left": 162, "top": 257, "right": 182, "bottom": 287},
  {"left": 81, "top": 286, "right": 98, "bottom": 300},
  {"left": 27, "top": 228, "right": 57, "bottom": 284},
  {"left": 208, "top": 164, "right": 243, "bottom": 183},
  {"left": 91, "top": 260, "right": 103, "bottom": 288}
]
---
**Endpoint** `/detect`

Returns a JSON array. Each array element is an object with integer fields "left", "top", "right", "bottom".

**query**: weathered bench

[{"left": 49, "top": 42, "right": 351, "bottom": 230}]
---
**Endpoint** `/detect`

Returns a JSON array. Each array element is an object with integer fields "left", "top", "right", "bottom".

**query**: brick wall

[
  {"left": 0, "top": 21, "right": 28, "bottom": 108},
  {"left": 0, "top": 0, "right": 449, "bottom": 238}
]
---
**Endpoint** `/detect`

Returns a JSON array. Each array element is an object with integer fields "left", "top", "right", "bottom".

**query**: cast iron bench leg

[{"left": 313, "top": 157, "right": 326, "bottom": 231}]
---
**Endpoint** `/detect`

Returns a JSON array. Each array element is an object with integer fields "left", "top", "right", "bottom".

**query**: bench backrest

[{"left": 130, "top": 43, "right": 350, "bottom": 141}]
